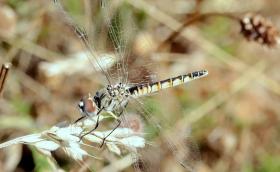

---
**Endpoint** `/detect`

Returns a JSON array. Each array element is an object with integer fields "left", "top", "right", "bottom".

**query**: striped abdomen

[{"left": 128, "top": 70, "right": 208, "bottom": 97}]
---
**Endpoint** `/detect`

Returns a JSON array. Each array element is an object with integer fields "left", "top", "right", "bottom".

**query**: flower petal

[
  {"left": 55, "top": 127, "right": 80, "bottom": 142},
  {"left": 84, "top": 134, "right": 102, "bottom": 144},
  {"left": 119, "top": 136, "right": 145, "bottom": 148},
  {"left": 65, "top": 142, "right": 88, "bottom": 161},
  {"left": 108, "top": 128, "right": 134, "bottom": 138},
  {"left": 34, "top": 141, "right": 60, "bottom": 151},
  {"left": 107, "top": 143, "right": 121, "bottom": 155}
]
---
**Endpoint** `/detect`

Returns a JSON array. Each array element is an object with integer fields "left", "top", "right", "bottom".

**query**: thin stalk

[{"left": 0, "top": 63, "right": 11, "bottom": 96}]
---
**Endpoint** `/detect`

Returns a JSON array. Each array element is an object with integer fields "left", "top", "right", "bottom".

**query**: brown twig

[
  {"left": 157, "top": 12, "right": 240, "bottom": 51},
  {"left": 0, "top": 63, "right": 11, "bottom": 96}
]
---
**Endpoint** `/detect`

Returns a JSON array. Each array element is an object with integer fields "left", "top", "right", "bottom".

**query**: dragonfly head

[{"left": 78, "top": 93, "right": 102, "bottom": 116}]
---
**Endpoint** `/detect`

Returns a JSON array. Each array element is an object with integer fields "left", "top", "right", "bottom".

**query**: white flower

[
  {"left": 34, "top": 140, "right": 60, "bottom": 151},
  {"left": 64, "top": 142, "right": 88, "bottom": 161},
  {"left": 119, "top": 136, "right": 145, "bottom": 148},
  {"left": 54, "top": 126, "right": 81, "bottom": 142},
  {"left": 84, "top": 127, "right": 145, "bottom": 156},
  {"left": 0, "top": 116, "right": 146, "bottom": 161},
  {"left": 106, "top": 143, "right": 121, "bottom": 155},
  {"left": 108, "top": 128, "right": 135, "bottom": 138}
]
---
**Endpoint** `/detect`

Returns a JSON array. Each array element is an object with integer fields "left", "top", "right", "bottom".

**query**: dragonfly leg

[
  {"left": 74, "top": 115, "right": 86, "bottom": 124},
  {"left": 79, "top": 107, "right": 104, "bottom": 141},
  {"left": 100, "top": 118, "right": 121, "bottom": 148},
  {"left": 79, "top": 115, "right": 100, "bottom": 141},
  {"left": 98, "top": 101, "right": 126, "bottom": 147}
]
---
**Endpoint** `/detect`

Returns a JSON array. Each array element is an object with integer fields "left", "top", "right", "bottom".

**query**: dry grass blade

[
  {"left": 1, "top": 0, "right": 280, "bottom": 171},
  {"left": 180, "top": 60, "right": 267, "bottom": 126},
  {"left": 157, "top": 12, "right": 239, "bottom": 51},
  {"left": 0, "top": 63, "right": 11, "bottom": 96},
  {"left": 130, "top": 0, "right": 280, "bottom": 98}
]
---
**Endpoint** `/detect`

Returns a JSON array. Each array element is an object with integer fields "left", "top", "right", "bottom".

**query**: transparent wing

[
  {"left": 53, "top": 0, "right": 160, "bottom": 85},
  {"left": 101, "top": 0, "right": 159, "bottom": 86},
  {"left": 53, "top": 0, "right": 114, "bottom": 85},
  {"left": 54, "top": 0, "right": 201, "bottom": 171},
  {"left": 97, "top": 0, "right": 130, "bottom": 84},
  {"left": 134, "top": 100, "right": 200, "bottom": 172},
  {"left": 97, "top": 1, "right": 201, "bottom": 170},
  {"left": 114, "top": 96, "right": 201, "bottom": 171}
]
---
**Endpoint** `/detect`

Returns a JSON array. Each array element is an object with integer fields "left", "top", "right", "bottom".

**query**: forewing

[
  {"left": 101, "top": 0, "right": 159, "bottom": 86},
  {"left": 53, "top": 0, "right": 116, "bottom": 85},
  {"left": 98, "top": 0, "right": 131, "bottom": 84}
]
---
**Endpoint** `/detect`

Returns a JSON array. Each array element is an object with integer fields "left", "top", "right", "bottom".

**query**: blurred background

[{"left": 0, "top": 0, "right": 280, "bottom": 171}]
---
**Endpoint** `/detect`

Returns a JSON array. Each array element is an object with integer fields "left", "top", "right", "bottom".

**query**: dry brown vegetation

[{"left": 0, "top": 0, "right": 280, "bottom": 172}]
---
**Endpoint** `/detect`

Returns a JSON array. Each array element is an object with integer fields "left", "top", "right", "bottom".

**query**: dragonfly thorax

[
  {"left": 78, "top": 83, "right": 130, "bottom": 117},
  {"left": 102, "top": 83, "right": 130, "bottom": 112},
  {"left": 106, "top": 83, "right": 129, "bottom": 98}
]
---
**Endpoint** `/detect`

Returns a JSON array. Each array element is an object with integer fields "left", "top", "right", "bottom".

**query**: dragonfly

[
  {"left": 54, "top": 0, "right": 208, "bottom": 171},
  {"left": 77, "top": 69, "right": 208, "bottom": 143}
]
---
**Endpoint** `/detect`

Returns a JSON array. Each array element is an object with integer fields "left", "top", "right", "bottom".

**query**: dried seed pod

[{"left": 240, "top": 13, "right": 279, "bottom": 46}]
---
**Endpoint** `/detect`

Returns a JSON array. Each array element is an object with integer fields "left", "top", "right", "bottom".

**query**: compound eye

[
  {"left": 78, "top": 99, "right": 85, "bottom": 112},
  {"left": 84, "top": 97, "right": 97, "bottom": 115},
  {"left": 94, "top": 94, "right": 101, "bottom": 108}
]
